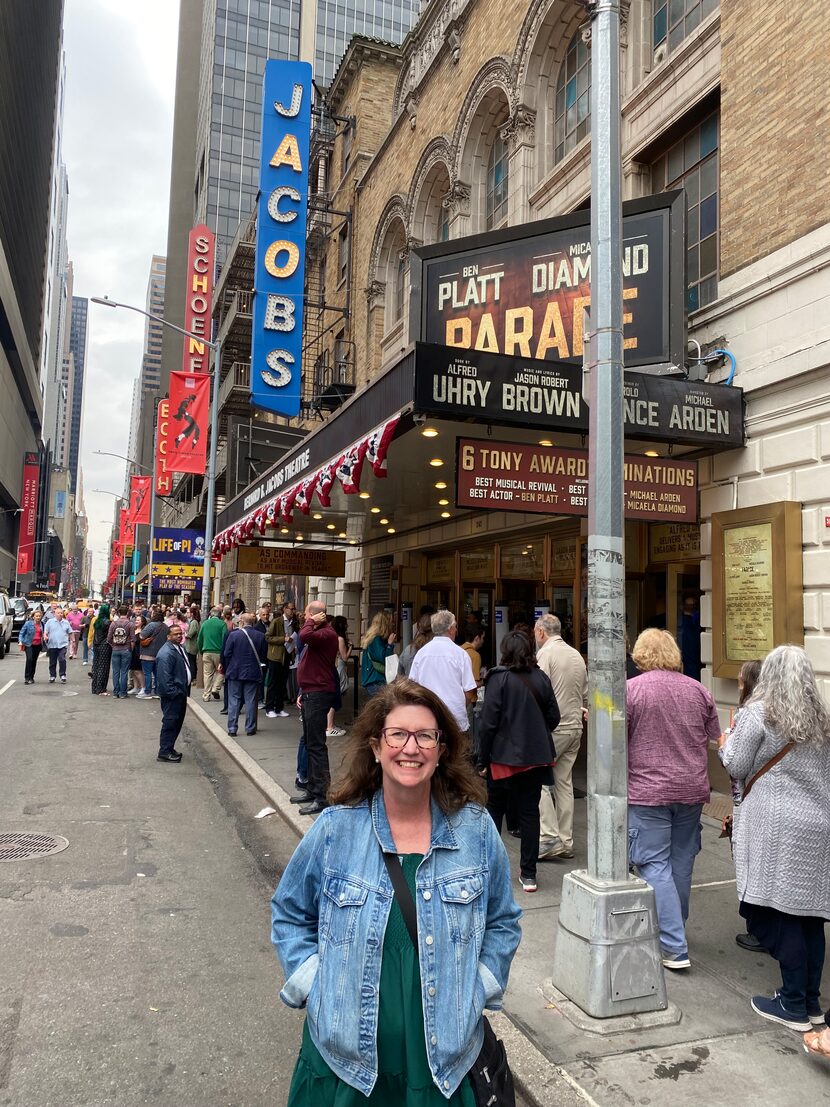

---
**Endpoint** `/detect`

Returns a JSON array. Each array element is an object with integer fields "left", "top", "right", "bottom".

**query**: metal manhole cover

[{"left": 0, "top": 833, "right": 70, "bottom": 862}]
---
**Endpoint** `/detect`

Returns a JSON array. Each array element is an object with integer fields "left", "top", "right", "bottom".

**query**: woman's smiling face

[{"left": 371, "top": 704, "right": 442, "bottom": 799}]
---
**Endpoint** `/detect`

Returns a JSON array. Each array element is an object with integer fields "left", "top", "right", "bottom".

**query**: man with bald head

[{"left": 293, "top": 601, "right": 339, "bottom": 815}]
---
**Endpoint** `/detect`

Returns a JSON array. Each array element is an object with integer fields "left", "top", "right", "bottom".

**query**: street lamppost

[
  {"left": 94, "top": 490, "right": 128, "bottom": 602},
  {"left": 94, "top": 451, "right": 156, "bottom": 608},
  {"left": 550, "top": 0, "right": 665, "bottom": 1018},
  {"left": 91, "top": 297, "right": 221, "bottom": 617}
]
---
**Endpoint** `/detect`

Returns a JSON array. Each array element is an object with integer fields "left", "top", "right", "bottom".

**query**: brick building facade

[{"left": 214, "top": 0, "right": 830, "bottom": 711}]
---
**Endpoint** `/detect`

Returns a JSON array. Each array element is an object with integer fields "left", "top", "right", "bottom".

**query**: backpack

[{"left": 112, "top": 624, "right": 128, "bottom": 647}]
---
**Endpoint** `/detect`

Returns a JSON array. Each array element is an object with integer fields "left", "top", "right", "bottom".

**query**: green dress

[{"left": 287, "top": 854, "right": 477, "bottom": 1106}]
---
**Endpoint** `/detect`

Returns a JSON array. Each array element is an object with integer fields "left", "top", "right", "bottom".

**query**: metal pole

[
  {"left": 201, "top": 336, "right": 221, "bottom": 618},
  {"left": 586, "top": 0, "right": 627, "bottom": 884},
  {"left": 148, "top": 421, "right": 158, "bottom": 610},
  {"left": 550, "top": 0, "right": 666, "bottom": 1018}
]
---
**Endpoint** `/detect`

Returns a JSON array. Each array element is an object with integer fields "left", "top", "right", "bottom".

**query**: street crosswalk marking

[{"left": 0, "top": 679, "right": 15, "bottom": 696}]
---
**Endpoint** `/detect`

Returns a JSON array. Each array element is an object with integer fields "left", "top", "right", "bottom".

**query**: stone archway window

[
  {"left": 554, "top": 31, "right": 590, "bottom": 164},
  {"left": 437, "top": 199, "right": 450, "bottom": 242},
  {"left": 393, "top": 253, "right": 406, "bottom": 323},
  {"left": 486, "top": 131, "right": 509, "bottom": 229}
]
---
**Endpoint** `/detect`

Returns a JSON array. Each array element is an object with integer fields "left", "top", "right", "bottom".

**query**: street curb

[
  {"left": 187, "top": 698, "right": 598, "bottom": 1107},
  {"left": 488, "top": 1010, "right": 600, "bottom": 1107},
  {"left": 186, "top": 699, "right": 307, "bottom": 839}
]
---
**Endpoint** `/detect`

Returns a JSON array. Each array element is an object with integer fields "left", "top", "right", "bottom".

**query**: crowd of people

[
  {"left": 269, "top": 604, "right": 830, "bottom": 1100},
  {"left": 18, "top": 591, "right": 830, "bottom": 1079}
]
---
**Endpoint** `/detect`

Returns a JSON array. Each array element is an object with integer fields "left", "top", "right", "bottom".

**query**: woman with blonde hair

[
  {"left": 360, "top": 611, "right": 396, "bottom": 700},
  {"left": 720, "top": 645, "right": 830, "bottom": 1040},
  {"left": 626, "top": 628, "right": 722, "bottom": 970}
]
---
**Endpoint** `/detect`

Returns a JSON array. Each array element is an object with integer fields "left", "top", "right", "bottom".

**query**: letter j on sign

[{"left": 252, "top": 61, "right": 311, "bottom": 417}]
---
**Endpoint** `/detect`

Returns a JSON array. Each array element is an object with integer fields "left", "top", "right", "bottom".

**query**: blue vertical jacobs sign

[{"left": 251, "top": 61, "right": 312, "bottom": 418}]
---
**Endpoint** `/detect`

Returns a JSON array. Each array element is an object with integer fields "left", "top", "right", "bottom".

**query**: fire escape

[{"left": 301, "top": 91, "right": 356, "bottom": 421}]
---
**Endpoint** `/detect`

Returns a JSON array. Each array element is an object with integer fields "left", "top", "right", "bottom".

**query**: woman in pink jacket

[{"left": 66, "top": 605, "right": 84, "bottom": 659}]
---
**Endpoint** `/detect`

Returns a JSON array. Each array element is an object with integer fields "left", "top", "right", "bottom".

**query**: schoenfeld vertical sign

[{"left": 252, "top": 61, "right": 312, "bottom": 417}]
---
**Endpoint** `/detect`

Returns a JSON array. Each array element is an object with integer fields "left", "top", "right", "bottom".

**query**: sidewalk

[{"left": 187, "top": 694, "right": 830, "bottom": 1107}]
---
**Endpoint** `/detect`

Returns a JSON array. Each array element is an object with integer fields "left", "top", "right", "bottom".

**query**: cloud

[{"left": 63, "top": 0, "right": 180, "bottom": 586}]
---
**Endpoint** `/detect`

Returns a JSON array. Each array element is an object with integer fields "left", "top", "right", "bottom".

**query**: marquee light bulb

[
  {"left": 438, "top": 498, "right": 449, "bottom": 506},
  {"left": 326, "top": 523, "right": 336, "bottom": 530},
  {"left": 312, "top": 513, "right": 322, "bottom": 520},
  {"left": 434, "top": 481, "right": 447, "bottom": 490},
  {"left": 440, "top": 511, "right": 451, "bottom": 519},
  {"left": 380, "top": 518, "right": 389, "bottom": 525},
  {"left": 370, "top": 507, "right": 381, "bottom": 514},
  {"left": 429, "top": 458, "right": 444, "bottom": 467},
  {"left": 538, "top": 439, "right": 554, "bottom": 447},
  {"left": 421, "top": 427, "right": 439, "bottom": 438},
  {"left": 358, "top": 491, "right": 370, "bottom": 499}
]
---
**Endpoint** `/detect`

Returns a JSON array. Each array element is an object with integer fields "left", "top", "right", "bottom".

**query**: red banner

[
  {"left": 130, "top": 475, "right": 151, "bottom": 524},
  {"left": 182, "top": 225, "right": 215, "bottom": 374},
  {"left": 119, "top": 510, "right": 135, "bottom": 551},
  {"left": 166, "top": 372, "right": 210, "bottom": 474},
  {"left": 16, "top": 451, "right": 40, "bottom": 575},
  {"left": 155, "top": 398, "right": 172, "bottom": 496}
]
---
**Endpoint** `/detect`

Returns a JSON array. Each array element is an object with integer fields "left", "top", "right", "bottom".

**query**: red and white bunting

[
  {"left": 365, "top": 415, "right": 400, "bottom": 478},
  {"left": 336, "top": 441, "right": 368, "bottom": 495},
  {"left": 316, "top": 459, "right": 340, "bottom": 507}
]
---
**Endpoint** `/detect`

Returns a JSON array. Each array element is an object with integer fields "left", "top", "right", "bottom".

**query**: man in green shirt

[{"left": 197, "top": 606, "right": 228, "bottom": 701}]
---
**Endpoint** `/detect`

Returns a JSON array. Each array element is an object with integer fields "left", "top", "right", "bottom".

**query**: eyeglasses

[{"left": 381, "top": 728, "right": 442, "bottom": 750}]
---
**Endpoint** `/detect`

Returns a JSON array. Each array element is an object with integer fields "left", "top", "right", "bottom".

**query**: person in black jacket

[
  {"left": 155, "top": 625, "right": 192, "bottom": 762},
  {"left": 478, "top": 631, "right": 560, "bottom": 894}
]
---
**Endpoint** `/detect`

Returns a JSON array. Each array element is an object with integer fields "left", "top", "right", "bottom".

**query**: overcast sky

[{"left": 63, "top": 0, "right": 180, "bottom": 587}]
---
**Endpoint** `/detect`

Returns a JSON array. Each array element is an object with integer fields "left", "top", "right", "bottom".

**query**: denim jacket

[{"left": 271, "top": 790, "right": 521, "bottom": 1099}]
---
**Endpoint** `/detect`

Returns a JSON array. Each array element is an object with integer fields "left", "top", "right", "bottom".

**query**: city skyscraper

[
  {"left": 141, "top": 255, "right": 166, "bottom": 392},
  {"left": 67, "top": 292, "right": 88, "bottom": 494},
  {"left": 0, "top": 1, "right": 64, "bottom": 590},
  {"left": 194, "top": 0, "right": 420, "bottom": 263}
]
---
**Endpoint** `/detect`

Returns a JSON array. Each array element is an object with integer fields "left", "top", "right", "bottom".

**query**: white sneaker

[
  {"left": 127, "top": 688, "right": 138, "bottom": 695},
  {"left": 135, "top": 690, "right": 149, "bottom": 698},
  {"left": 326, "top": 727, "right": 346, "bottom": 737},
  {"left": 277, "top": 710, "right": 289, "bottom": 718},
  {"left": 266, "top": 710, "right": 278, "bottom": 718}
]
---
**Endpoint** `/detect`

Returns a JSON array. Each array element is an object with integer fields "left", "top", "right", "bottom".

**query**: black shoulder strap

[{"left": 381, "top": 851, "right": 418, "bottom": 949}]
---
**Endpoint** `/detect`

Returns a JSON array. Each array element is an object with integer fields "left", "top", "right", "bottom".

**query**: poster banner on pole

[
  {"left": 155, "top": 398, "right": 172, "bottom": 496},
  {"left": 167, "top": 372, "right": 210, "bottom": 474},
  {"left": 16, "top": 452, "right": 40, "bottom": 575},
  {"left": 119, "top": 511, "right": 135, "bottom": 550},
  {"left": 182, "top": 225, "right": 215, "bottom": 373},
  {"left": 130, "top": 475, "right": 151, "bottom": 524},
  {"left": 251, "top": 60, "right": 312, "bottom": 418}
]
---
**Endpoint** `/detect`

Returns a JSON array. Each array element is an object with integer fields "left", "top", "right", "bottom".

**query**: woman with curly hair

[
  {"left": 720, "top": 645, "right": 830, "bottom": 1043},
  {"left": 626, "top": 628, "right": 722, "bottom": 970},
  {"left": 271, "top": 678, "right": 521, "bottom": 1104}
]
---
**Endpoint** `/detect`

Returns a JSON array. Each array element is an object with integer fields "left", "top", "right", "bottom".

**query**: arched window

[
  {"left": 554, "top": 32, "right": 590, "bottom": 164},
  {"left": 653, "top": 0, "right": 718, "bottom": 58},
  {"left": 393, "top": 253, "right": 406, "bottom": 323},
  {"left": 437, "top": 201, "right": 450, "bottom": 242},
  {"left": 486, "top": 131, "right": 509, "bottom": 229}
]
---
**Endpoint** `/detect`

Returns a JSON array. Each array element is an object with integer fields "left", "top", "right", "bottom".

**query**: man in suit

[
  {"left": 220, "top": 612, "right": 267, "bottom": 738},
  {"left": 155, "top": 625, "right": 192, "bottom": 763}
]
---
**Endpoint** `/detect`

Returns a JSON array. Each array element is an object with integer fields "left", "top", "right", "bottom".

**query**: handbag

[
  {"left": 336, "top": 655, "right": 350, "bottom": 694},
  {"left": 240, "top": 628, "right": 266, "bottom": 671},
  {"left": 719, "top": 740, "right": 795, "bottom": 839},
  {"left": 381, "top": 851, "right": 515, "bottom": 1107}
]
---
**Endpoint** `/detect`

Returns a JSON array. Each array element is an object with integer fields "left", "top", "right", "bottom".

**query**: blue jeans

[
  {"left": 628, "top": 803, "right": 703, "bottom": 956},
  {"left": 141, "top": 659, "right": 156, "bottom": 695},
  {"left": 82, "top": 636, "right": 89, "bottom": 663},
  {"left": 111, "top": 650, "right": 131, "bottom": 697},
  {"left": 227, "top": 679, "right": 259, "bottom": 735}
]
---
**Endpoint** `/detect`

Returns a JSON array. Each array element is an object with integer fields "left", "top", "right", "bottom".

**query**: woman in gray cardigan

[{"left": 721, "top": 645, "right": 830, "bottom": 1037}]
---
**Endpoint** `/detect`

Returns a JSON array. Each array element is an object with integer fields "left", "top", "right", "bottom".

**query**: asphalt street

[{"left": 0, "top": 651, "right": 305, "bottom": 1107}]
